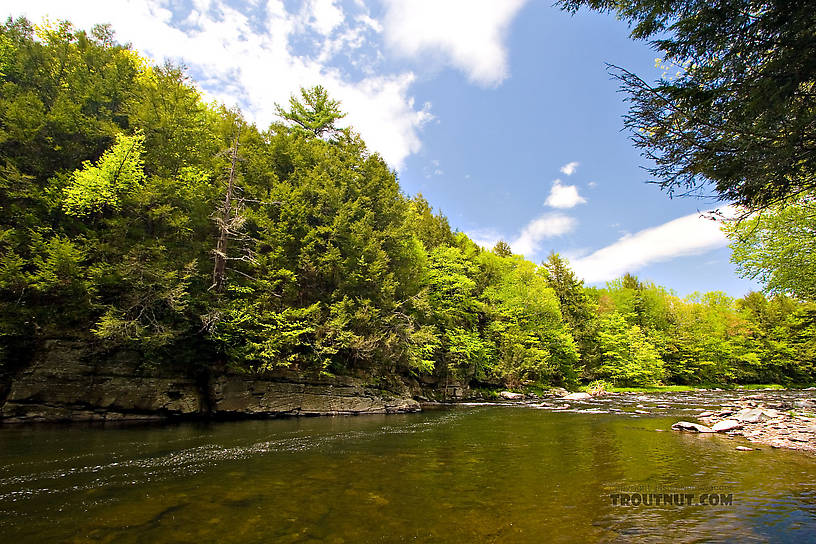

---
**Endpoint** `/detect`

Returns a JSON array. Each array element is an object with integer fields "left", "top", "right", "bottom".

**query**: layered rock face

[
  {"left": 0, "top": 341, "right": 420, "bottom": 423},
  {"left": 210, "top": 373, "right": 420, "bottom": 418}
]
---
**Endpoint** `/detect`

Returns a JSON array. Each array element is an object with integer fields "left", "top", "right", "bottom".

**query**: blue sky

[{"left": 7, "top": 0, "right": 761, "bottom": 297}]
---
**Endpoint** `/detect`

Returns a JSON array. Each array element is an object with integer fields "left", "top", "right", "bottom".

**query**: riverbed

[{"left": 2, "top": 391, "right": 815, "bottom": 543}]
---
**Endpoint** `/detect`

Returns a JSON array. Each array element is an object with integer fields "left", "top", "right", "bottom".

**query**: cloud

[
  {"left": 466, "top": 228, "right": 503, "bottom": 250},
  {"left": 9, "top": 0, "right": 431, "bottom": 169},
  {"left": 467, "top": 212, "right": 576, "bottom": 257},
  {"left": 570, "top": 208, "right": 732, "bottom": 283},
  {"left": 560, "top": 161, "right": 579, "bottom": 175},
  {"left": 423, "top": 159, "right": 444, "bottom": 178},
  {"left": 511, "top": 213, "right": 576, "bottom": 257},
  {"left": 302, "top": 0, "right": 344, "bottom": 36},
  {"left": 380, "top": 0, "right": 528, "bottom": 86},
  {"left": 545, "top": 179, "right": 587, "bottom": 209}
]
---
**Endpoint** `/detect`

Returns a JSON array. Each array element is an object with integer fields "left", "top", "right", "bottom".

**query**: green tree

[
  {"left": 558, "top": 0, "right": 816, "bottom": 212},
  {"left": 63, "top": 132, "right": 146, "bottom": 216},
  {"left": 541, "top": 253, "right": 599, "bottom": 372},
  {"left": 724, "top": 194, "right": 816, "bottom": 301},
  {"left": 275, "top": 85, "right": 346, "bottom": 138},
  {"left": 492, "top": 240, "right": 513, "bottom": 257},
  {"left": 597, "top": 311, "right": 664, "bottom": 386},
  {"left": 406, "top": 194, "right": 455, "bottom": 250},
  {"left": 483, "top": 256, "right": 579, "bottom": 386}
]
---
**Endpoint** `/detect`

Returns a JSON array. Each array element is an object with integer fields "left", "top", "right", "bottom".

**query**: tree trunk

[{"left": 211, "top": 127, "right": 240, "bottom": 291}]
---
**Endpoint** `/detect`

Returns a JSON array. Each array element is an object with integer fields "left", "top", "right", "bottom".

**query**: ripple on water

[{"left": 0, "top": 394, "right": 814, "bottom": 543}]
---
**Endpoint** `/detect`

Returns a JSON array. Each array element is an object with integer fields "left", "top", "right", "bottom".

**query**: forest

[{"left": 1, "top": 16, "right": 814, "bottom": 390}]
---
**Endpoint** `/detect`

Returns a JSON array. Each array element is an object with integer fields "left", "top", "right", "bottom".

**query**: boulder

[
  {"left": 735, "top": 407, "right": 778, "bottom": 423},
  {"left": 672, "top": 421, "right": 714, "bottom": 433},
  {"left": 735, "top": 408, "right": 766, "bottom": 423},
  {"left": 712, "top": 419, "right": 741, "bottom": 432},
  {"left": 563, "top": 392, "right": 592, "bottom": 401},
  {"left": 499, "top": 391, "right": 525, "bottom": 400}
]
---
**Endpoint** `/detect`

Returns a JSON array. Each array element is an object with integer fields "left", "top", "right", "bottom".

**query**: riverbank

[
  {"left": 0, "top": 340, "right": 421, "bottom": 423},
  {"left": 674, "top": 396, "right": 816, "bottom": 454},
  {"left": 3, "top": 341, "right": 815, "bottom": 431},
  {"left": 439, "top": 387, "right": 816, "bottom": 455}
]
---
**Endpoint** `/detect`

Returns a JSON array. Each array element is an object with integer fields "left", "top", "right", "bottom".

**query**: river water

[{"left": 2, "top": 390, "right": 815, "bottom": 543}]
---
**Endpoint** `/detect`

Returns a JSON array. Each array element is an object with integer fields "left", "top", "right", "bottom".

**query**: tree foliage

[
  {"left": 274, "top": 85, "right": 346, "bottom": 138},
  {"left": 724, "top": 194, "right": 816, "bottom": 301},
  {"left": 558, "top": 0, "right": 816, "bottom": 212},
  {"left": 1, "top": 16, "right": 812, "bottom": 389},
  {"left": 63, "top": 132, "right": 146, "bottom": 216}
]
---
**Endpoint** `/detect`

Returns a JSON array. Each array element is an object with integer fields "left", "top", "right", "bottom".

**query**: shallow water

[{"left": 2, "top": 393, "right": 816, "bottom": 543}]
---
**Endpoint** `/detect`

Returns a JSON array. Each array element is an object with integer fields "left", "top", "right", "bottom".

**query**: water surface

[{"left": 2, "top": 394, "right": 815, "bottom": 543}]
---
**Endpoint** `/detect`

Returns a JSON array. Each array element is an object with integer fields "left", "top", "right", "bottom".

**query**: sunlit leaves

[
  {"left": 63, "top": 132, "right": 146, "bottom": 217},
  {"left": 725, "top": 194, "right": 816, "bottom": 301}
]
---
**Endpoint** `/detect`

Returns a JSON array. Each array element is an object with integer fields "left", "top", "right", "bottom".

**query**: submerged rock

[{"left": 672, "top": 421, "right": 715, "bottom": 433}]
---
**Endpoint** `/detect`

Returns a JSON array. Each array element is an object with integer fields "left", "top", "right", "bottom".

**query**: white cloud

[
  {"left": 302, "top": 0, "right": 344, "bottom": 36},
  {"left": 9, "top": 0, "right": 431, "bottom": 169},
  {"left": 467, "top": 228, "right": 503, "bottom": 250},
  {"left": 545, "top": 179, "right": 587, "bottom": 209},
  {"left": 423, "top": 158, "right": 445, "bottom": 178},
  {"left": 560, "top": 161, "right": 579, "bottom": 175},
  {"left": 466, "top": 213, "right": 578, "bottom": 258},
  {"left": 380, "top": 0, "right": 528, "bottom": 86},
  {"left": 512, "top": 213, "right": 576, "bottom": 257},
  {"left": 571, "top": 208, "right": 733, "bottom": 283},
  {"left": 561, "top": 247, "right": 591, "bottom": 262},
  {"left": 468, "top": 212, "right": 576, "bottom": 257}
]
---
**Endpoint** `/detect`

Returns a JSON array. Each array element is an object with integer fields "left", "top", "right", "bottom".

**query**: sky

[{"left": 5, "top": 0, "right": 762, "bottom": 297}]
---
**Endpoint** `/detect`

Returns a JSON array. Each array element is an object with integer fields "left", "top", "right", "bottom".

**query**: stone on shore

[
  {"left": 563, "top": 392, "right": 592, "bottom": 401},
  {"left": 499, "top": 391, "right": 525, "bottom": 400},
  {"left": 711, "top": 419, "right": 741, "bottom": 432},
  {"left": 735, "top": 407, "right": 778, "bottom": 423}
]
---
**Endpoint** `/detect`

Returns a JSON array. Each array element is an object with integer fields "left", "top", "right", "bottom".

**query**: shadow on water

[{"left": 1, "top": 400, "right": 815, "bottom": 543}]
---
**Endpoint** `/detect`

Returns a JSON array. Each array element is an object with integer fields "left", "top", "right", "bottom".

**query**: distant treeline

[{"left": 1, "top": 18, "right": 814, "bottom": 387}]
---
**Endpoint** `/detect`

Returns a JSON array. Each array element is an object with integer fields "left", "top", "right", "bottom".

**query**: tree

[
  {"left": 558, "top": 0, "right": 816, "bottom": 212},
  {"left": 406, "top": 194, "right": 455, "bottom": 250},
  {"left": 492, "top": 240, "right": 513, "bottom": 257},
  {"left": 274, "top": 85, "right": 346, "bottom": 138},
  {"left": 724, "top": 194, "right": 816, "bottom": 300},
  {"left": 541, "top": 253, "right": 599, "bottom": 370},
  {"left": 596, "top": 311, "right": 664, "bottom": 386},
  {"left": 211, "top": 123, "right": 243, "bottom": 292},
  {"left": 62, "top": 132, "right": 146, "bottom": 216}
]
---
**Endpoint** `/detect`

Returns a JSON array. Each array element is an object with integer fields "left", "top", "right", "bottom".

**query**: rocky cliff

[{"left": 0, "top": 340, "right": 422, "bottom": 423}]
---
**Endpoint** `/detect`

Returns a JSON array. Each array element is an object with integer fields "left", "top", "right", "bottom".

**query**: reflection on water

[{"left": 1, "top": 401, "right": 815, "bottom": 543}]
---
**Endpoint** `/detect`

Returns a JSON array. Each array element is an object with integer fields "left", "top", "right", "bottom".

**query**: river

[{"left": 2, "top": 390, "right": 815, "bottom": 543}]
